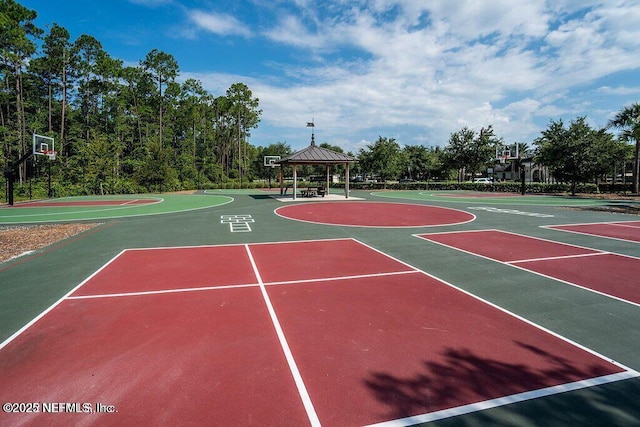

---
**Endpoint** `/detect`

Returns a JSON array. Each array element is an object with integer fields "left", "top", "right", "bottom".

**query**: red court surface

[
  {"left": 275, "top": 201, "right": 475, "bottom": 227},
  {"left": 546, "top": 221, "right": 640, "bottom": 243},
  {"left": 72, "top": 245, "right": 258, "bottom": 296},
  {"left": 1, "top": 239, "right": 636, "bottom": 426},
  {"left": 416, "top": 230, "right": 640, "bottom": 306},
  {"left": 6, "top": 199, "right": 159, "bottom": 208}
]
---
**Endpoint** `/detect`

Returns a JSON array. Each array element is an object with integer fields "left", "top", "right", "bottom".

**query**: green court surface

[
  {"left": 1, "top": 189, "right": 639, "bottom": 426},
  {"left": 204, "top": 188, "right": 280, "bottom": 195},
  {"left": 372, "top": 189, "right": 618, "bottom": 206},
  {"left": 0, "top": 193, "right": 232, "bottom": 224}
]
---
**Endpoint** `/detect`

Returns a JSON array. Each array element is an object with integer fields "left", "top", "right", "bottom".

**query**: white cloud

[
  {"left": 416, "top": 0, "right": 550, "bottom": 40},
  {"left": 183, "top": 1, "right": 640, "bottom": 150},
  {"left": 187, "top": 10, "right": 252, "bottom": 38},
  {"left": 263, "top": 15, "right": 326, "bottom": 48},
  {"left": 597, "top": 86, "right": 640, "bottom": 96}
]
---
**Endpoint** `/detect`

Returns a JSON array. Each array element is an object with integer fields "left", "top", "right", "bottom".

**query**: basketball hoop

[{"left": 44, "top": 150, "right": 57, "bottom": 160}]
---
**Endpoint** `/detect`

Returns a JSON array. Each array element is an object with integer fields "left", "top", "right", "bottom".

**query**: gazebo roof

[{"left": 279, "top": 143, "right": 357, "bottom": 164}]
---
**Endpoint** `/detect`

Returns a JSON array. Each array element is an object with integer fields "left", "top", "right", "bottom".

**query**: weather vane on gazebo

[{"left": 306, "top": 119, "right": 315, "bottom": 146}]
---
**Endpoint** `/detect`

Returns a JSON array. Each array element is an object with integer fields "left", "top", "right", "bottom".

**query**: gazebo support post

[
  {"left": 345, "top": 162, "right": 350, "bottom": 198},
  {"left": 325, "top": 164, "right": 330, "bottom": 196},
  {"left": 293, "top": 164, "right": 298, "bottom": 200}
]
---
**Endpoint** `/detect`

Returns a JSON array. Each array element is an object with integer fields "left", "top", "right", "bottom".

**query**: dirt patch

[
  {"left": 562, "top": 193, "right": 640, "bottom": 215},
  {"left": 565, "top": 204, "right": 640, "bottom": 215},
  {"left": 163, "top": 190, "right": 197, "bottom": 194},
  {"left": 0, "top": 223, "right": 101, "bottom": 263},
  {"left": 569, "top": 193, "right": 640, "bottom": 201}
]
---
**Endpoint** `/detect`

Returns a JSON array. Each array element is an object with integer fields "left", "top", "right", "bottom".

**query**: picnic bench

[{"left": 301, "top": 186, "right": 326, "bottom": 197}]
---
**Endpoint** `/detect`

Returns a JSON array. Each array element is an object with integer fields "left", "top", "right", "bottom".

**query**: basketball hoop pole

[
  {"left": 47, "top": 154, "right": 52, "bottom": 197},
  {"left": 5, "top": 150, "right": 34, "bottom": 206},
  {"left": 263, "top": 156, "right": 281, "bottom": 188}
]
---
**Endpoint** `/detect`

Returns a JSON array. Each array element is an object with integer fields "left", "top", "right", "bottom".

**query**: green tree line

[
  {"left": 356, "top": 114, "right": 637, "bottom": 195},
  {"left": 2, "top": 0, "right": 261, "bottom": 197},
  {"left": 3, "top": 1, "right": 638, "bottom": 199}
]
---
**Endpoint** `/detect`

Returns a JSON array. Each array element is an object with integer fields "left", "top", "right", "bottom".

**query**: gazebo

[{"left": 278, "top": 132, "right": 357, "bottom": 200}]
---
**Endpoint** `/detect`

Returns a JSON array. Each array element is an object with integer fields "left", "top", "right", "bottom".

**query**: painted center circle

[{"left": 275, "top": 202, "right": 475, "bottom": 227}]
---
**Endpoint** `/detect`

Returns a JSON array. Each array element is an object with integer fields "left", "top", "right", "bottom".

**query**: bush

[
  {"left": 344, "top": 180, "right": 600, "bottom": 194},
  {"left": 597, "top": 183, "right": 634, "bottom": 194},
  {"left": 113, "top": 179, "right": 144, "bottom": 194}
]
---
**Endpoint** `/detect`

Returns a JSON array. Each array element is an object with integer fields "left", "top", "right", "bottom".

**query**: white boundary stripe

[
  {"left": 418, "top": 228, "right": 640, "bottom": 261},
  {"left": 0, "top": 249, "right": 127, "bottom": 351},
  {"left": 414, "top": 231, "right": 640, "bottom": 308},
  {"left": 65, "top": 271, "right": 421, "bottom": 300},
  {"left": 370, "top": 238, "right": 640, "bottom": 425},
  {"left": 244, "top": 244, "right": 321, "bottom": 427},
  {"left": 467, "top": 206, "right": 554, "bottom": 218},
  {"left": 494, "top": 229, "right": 640, "bottom": 261},
  {"left": 123, "top": 236, "right": 355, "bottom": 252},
  {"left": 265, "top": 270, "right": 420, "bottom": 287},
  {"left": 366, "top": 238, "right": 633, "bottom": 365},
  {"left": 507, "top": 251, "right": 606, "bottom": 264},
  {"left": 0, "top": 197, "right": 165, "bottom": 218},
  {"left": 543, "top": 223, "right": 640, "bottom": 245},
  {"left": 365, "top": 371, "right": 639, "bottom": 427},
  {"left": 610, "top": 222, "right": 640, "bottom": 229},
  {"left": 545, "top": 219, "right": 640, "bottom": 228},
  {"left": 342, "top": 239, "right": 640, "bottom": 370},
  {"left": 3, "top": 237, "right": 638, "bottom": 425},
  {"left": 67, "top": 283, "right": 259, "bottom": 300},
  {"left": 0, "top": 195, "right": 233, "bottom": 224}
]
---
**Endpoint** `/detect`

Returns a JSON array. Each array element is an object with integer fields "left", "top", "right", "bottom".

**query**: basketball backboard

[
  {"left": 264, "top": 155, "right": 281, "bottom": 167},
  {"left": 33, "top": 134, "right": 56, "bottom": 159},
  {"left": 495, "top": 143, "right": 518, "bottom": 162}
]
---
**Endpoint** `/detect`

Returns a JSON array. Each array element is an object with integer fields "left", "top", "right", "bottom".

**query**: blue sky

[{"left": 21, "top": 0, "right": 640, "bottom": 152}]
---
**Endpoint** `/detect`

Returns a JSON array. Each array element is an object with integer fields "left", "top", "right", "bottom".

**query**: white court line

[
  {"left": 0, "top": 198, "right": 164, "bottom": 219},
  {"left": 265, "top": 270, "right": 420, "bottom": 287},
  {"left": 273, "top": 201, "right": 477, "bottom": 229},
  {"left": 0, "top": 249, "right": 127, "bottom": 351},
  {"left": 367, "top": 236, "right": 640, "bottom": 425},
  {"left": 66, "top": 283, "right": 260, "bottom": 300},
  {"left": 65, "top": 270, "right": 420, "bottom": 300},
  {"left": 545, "top": 219, "right": 640, "bottom": 228},
  {"left": 419, "top": 228, "right": 640, "bottom": 260},
  {"left": 4, "top": 237, "right": 639, "bottom": 426},
  {"left": 244, "top": 244, "right": 321, "bottom": 427},
  {"left": 610, "top": 222, "right": 640, "bottom": 229},
  {"left": 507, "top": 252, "right": 606, "bottom": 265},
  {"left": 0, "top": 196, "right": 235, "bottom": 224},
  {"left": 414, "top": 231, "right": 640, "bottom": 308},
  {"left": 543, "top": 222, "right": 640, "bottom": 244},
  {"left": 123, "top": 236, "right": 355, "bottom": 252},
  {"left": 365, "top": 372, "right": 638, "bottom": 427},
  {"left": 487, "top": 228, "right": 640, "bottom": 261}
]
